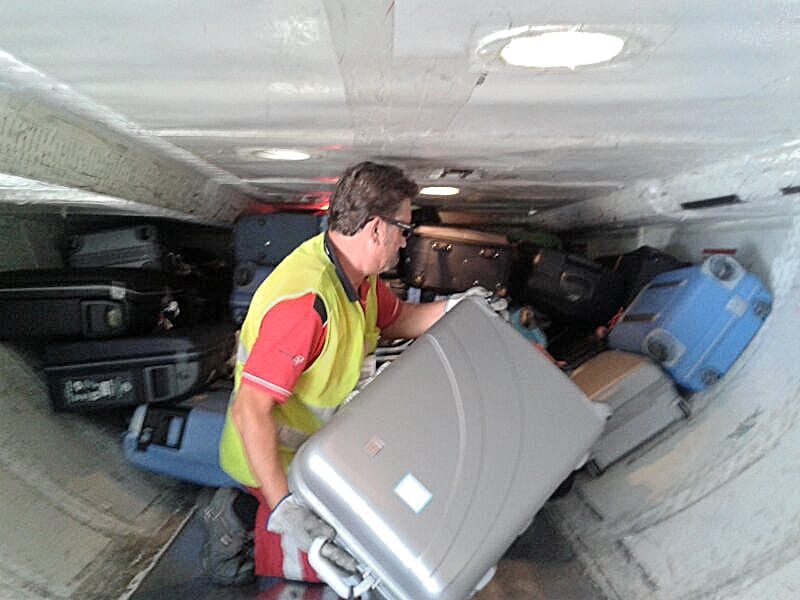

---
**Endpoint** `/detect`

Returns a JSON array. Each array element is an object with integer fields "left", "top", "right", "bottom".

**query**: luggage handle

[
  {"left": 647, "top": 279, "right": 686, "bottom": 290},
  {"left": 144, "top": 365, "right": 177, "bottom": 403},
  {"left": 622, "top": 312, "right": 659, "bottom": 323},
  {"left": 137, "top": 406, "right": 189, "bottom": 451},
  {"left": 308, "top": 537, "right": 377, "bottom": 599},
  {"left": 82, "top": 300, "right": 125, "bottom": 337}
]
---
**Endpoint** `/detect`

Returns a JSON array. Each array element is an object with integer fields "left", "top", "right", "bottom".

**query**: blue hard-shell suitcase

[
  {"left": 234, "top": 213, "right": 325, "bottom": 266},
  {"left": 123, "top": 387, "right": 240, "bottom": 488},
  {"left": 607, "top": 254, "right": 772, "bottom": 392},
  {"left": 229, "top": 262, "right": 274, "bottom": 325}
]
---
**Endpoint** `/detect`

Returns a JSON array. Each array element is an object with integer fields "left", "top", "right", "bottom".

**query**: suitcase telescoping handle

[{"left": 308, "top": 537, "right": 377, "bottom": 599}]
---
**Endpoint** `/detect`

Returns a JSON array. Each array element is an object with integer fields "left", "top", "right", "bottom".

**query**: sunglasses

[{"left": 382, "top": 216, "right": 415, "bottom": 239}]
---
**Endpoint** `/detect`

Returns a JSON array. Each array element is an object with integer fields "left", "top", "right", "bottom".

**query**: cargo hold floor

[{"left": 129, "top": 490, "right": 603, "bottom": 600}]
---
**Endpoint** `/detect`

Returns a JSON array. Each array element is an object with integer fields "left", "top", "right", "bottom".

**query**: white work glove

[
  {"left": 267, "top": 493, "right": 358, "bottom": 572},
  {"left": 444, "top": 286, "right": 508, "bottom": 313}
]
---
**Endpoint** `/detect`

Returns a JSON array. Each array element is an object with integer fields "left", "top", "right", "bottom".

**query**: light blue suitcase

[
  {"left": 123, "top": 387, "right": 240, "bottom": 488},
  {"left": 607, "top": 254, "right": 772, "bottom": 392},
  {"left": 229, "top": 262, "right": 274, "bottom": 325}
]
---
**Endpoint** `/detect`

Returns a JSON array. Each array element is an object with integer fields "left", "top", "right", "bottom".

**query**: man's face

[{"left": 378, "top": 199, "right": 413, "bottom": 272}]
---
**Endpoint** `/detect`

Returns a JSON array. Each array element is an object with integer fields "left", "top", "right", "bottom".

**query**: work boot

[{"left": 200, "top": 487, "right": 255, "bottom": 585}]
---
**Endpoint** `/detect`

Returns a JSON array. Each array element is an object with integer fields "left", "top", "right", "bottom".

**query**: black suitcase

[
  {"left": 0, "top": 268, "right": 185, "bottom": 340},
  {"left": 546, "top": 326, "right": 609, "bottom": 372},
  {"left": 401, "top": 225, "right": 512, "bottom": 294},
  {"left": 43, "top": 322, "right": 236, "bottom": 411},
  {"left": 234, "top": 213, "right": 325, "bottom": 266},
  {"left": 517, "top": 248, "right": 626, "bottom": 326},
  {"left": 599, "top": 245, "right": 691, "bottom": 305}
]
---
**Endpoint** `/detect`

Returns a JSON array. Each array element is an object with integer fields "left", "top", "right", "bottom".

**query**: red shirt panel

[{"left": 241, "top": 278, "right": 401, "bottom": 403}]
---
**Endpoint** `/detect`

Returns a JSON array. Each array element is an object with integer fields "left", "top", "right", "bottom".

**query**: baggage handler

[{"left": 201, "top": 161, "right": 496, "bottom": 585}]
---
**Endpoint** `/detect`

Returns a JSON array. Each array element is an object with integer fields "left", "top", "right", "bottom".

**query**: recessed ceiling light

[
  {"left": 501, "top": 31, "right": 624, "bottom": 69},
  {"left": 420, "top": 186, "right": 460, "bottom": 196},
  {"left": 254, "top": 148, "right": 310, "bottom": 161}
]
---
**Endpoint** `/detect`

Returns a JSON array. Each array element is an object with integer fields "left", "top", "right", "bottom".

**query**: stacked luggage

[
  {"left": 0, "top": 224, "right": 235, "bottom": 413},
  {"left": 396, "top": 219, "right": 772, "bottom": 471},
  {"left": 109, "top": 214, "right": 770, "bottom": 597},
  {"left": 230, "top": 212, "right": 327, "bottom": 324},
  {"left": 122, "top": 212, "right": 326, "bottom": 485},
  {"left": 4, "top": 212, "right": 773, "bottom": 589},
  {"left": 512, "top": 244, "right": 771, "bottom": 471}
]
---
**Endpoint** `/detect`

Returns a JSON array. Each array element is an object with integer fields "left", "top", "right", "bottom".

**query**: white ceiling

[{"left": 0, "top": 0, "right": 798, "bottom": 224}]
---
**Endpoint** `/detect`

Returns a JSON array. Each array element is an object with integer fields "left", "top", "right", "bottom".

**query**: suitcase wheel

[
  {"left": 701, "top": 369, "right": 720, "bottom": 387},
  {"left": 646, "top": 336, "right": 673, "bottom": 363},
  {"left": 706, "top": 254, "right": 739, "bottom": 282},
  {"left": 234, "top": 264, "right": 255, "bottom": 286},
  {"left": 754, "top": 300, "right": 772, "bottom": 320}
]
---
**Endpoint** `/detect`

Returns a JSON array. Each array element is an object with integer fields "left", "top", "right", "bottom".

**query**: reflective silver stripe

[
  {"left": 241, "top": 372, "right": 292, "bottom": 398},
  {"left": 277, "top": 424, "right": 311, "bottom": 450},
  {"left": 237, "top": 342, "right": 250, "bottom": 364},
  {"left": 309, "top": 405, "right": 337, "bottom": 425},
  {"left": 280, "top": 532, "right": 304, "bottom": 580}
]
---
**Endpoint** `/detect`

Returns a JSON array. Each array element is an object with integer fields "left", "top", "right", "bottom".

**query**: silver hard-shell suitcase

[
  {"left": 570, "top": 350, "right": 689, "bottom": 474},
  {"left": 289, "top": 298, "right": 606, "bottom": 600}
]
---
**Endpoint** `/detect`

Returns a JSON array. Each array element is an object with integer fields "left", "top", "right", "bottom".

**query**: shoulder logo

[{"left": 292, "top": 354, "right": 306, "bottom": 366}]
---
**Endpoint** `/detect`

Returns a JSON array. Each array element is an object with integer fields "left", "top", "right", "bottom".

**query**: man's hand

[
  {"left": 444, "top": 286, "right": 508, "bottom": 313},
  {"left": 267, "top": 494, "right": 358, "bottom": 572}
]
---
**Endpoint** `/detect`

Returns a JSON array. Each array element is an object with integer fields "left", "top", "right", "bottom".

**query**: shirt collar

[{"left": 323, "top": 232, "right": 359, "bottom": 302}]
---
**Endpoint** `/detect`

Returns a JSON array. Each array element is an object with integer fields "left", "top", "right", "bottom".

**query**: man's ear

[{"left": 369, "top": 217, "right": 381, "bottom": 243}]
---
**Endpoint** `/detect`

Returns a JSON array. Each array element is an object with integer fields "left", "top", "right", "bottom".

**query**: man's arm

[
  {"left": 230, "top": 383, "right": 288, "bottom": 508},
  {"left": 380, "top": 299, "right": 446, "bottom": 340}
]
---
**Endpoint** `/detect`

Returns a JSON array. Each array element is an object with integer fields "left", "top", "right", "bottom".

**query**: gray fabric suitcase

[
  {"left": 68, "top": 225, "right": 163, "bottom": 269},
  {"left": 288, "top": 298, "right": 606, "bottom": 600},
  {"left": 570, "top": 350, "right": 689, "bottom": 474}
]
